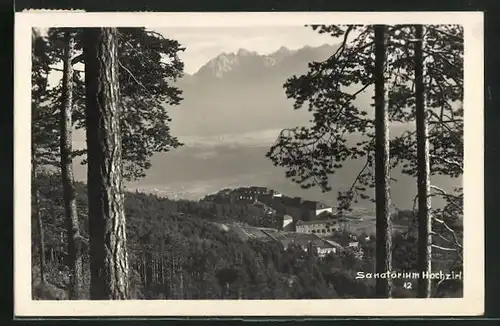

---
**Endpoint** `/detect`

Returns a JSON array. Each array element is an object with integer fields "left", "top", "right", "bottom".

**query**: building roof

[
  {"left": 240, "top": 226, "right": 272, "bottom": 241},
  {"left": 301, "top": 200, "right": 331, "bottom": 210},
  {"left": 301, "top": 200, "right": 319, "bottom": 209},
  {"left": 249, "top": 186, "right": 269, "bottom": 192},
  {"left": 228, "top": 223, "right": 346, "bottom": 251},
  {"left": 323, "top": 239, "right": 345, "bottom": 250},
  {"left": 229, "top": 223, "right": 272, "bottom": 241},
  {"left": 296, "top": 218, "right": 341, "bottom": 226},
  {"left": 280, "top": 233, "right": 340, "bottom": 250}
]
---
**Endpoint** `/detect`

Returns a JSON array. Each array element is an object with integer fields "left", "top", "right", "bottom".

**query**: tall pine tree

[
  {"left": 414, "top": 24, "right": 432, "bottom": 298},
  {"left": 59, "top": 30, "right": 84, "bottom": 299},
  {"left": 84, "top": 27, "right": 129, "bottom": 299}
]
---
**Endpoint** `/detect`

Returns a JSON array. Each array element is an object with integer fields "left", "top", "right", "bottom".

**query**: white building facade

[{"left": 295, "top": 218, "right": 341, "bottom": 236}]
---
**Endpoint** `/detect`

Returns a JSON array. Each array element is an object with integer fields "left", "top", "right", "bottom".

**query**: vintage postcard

[{"left": 15, "top": 11, "right": 484, "bottom": 317}]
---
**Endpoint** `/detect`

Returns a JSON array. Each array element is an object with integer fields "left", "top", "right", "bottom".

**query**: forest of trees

[
  {"left": 32, "top": 172, "right": 462, "bottom": 299},
  {"left": 31, "top": 25, "right": 464, "bottom": 300}
]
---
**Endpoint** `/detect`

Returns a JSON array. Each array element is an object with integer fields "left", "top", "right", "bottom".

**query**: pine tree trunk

[
  {"left": 373, "top": 24, "right": 393, "bottom": 298},
  {"left": 414, "top": 24, "right": 432, "bottom": 298},
  {"left": 60, "top": 30, "right": 84, "bottom": 300},
  {"left": 31, "top": 164, "right": 46, "bottom": 285},
  {"left": 84, "top": 27, "right": 129, "bottom": 300}
]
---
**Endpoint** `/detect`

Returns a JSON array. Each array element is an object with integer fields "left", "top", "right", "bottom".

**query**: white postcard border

[{"left": 14, "top": 11, "right": 485, "bottom": 317}]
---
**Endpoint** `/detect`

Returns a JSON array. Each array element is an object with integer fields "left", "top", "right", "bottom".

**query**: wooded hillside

[{"left": 32, "top": 172, "right": 462, "bottom": 300}]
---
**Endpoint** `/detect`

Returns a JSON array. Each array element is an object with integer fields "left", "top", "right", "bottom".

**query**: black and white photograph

[{"left": 15, "top": 12, "right": 484, "bottom": 316}]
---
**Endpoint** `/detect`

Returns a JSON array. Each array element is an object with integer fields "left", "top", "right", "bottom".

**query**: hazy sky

[
  {"left": 154, "top": 26, "right": 337, "bottom": 74},
  {"left": 62, "top": 25, "right": 338, "bottom": 148}
]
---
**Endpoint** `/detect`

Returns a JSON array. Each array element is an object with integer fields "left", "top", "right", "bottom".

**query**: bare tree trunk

[
  {"left": 145, "top": 247, "right": 153, "bottom": 290},
  {"left": 31, "top": 164, "right": 46, "bottom": 285},
  {"left": 160, "top": 241, "right": 165, "bottom": 284},
  {"left": 414, "top": 24, "right": 432, "bottom": 298},
  {"left": 142, "top": 249, "right": 147, "bottom": 286},
  {"left": 32, "top": 28, "right": 46, "bottom": 288},
  {"left": 180, "top": 268, "right": 184, "bottom": 299},
  {"left": 154, "top": 254, "right": 158, "bottom": 284},
  {"left": 84, "top": 27, "right": 129, "bottom": 300},
  {"left": 161, "top": 258, "right": 165, "bottom": 284},
  {"left": 173, "top": 254, "right": 178, "bottom": 299},
  {"left": 373, "top": 24, "right": 393, "bottom": 298},
  {"left": 60, "top": 30, "right": 83, "bottom": 300}
]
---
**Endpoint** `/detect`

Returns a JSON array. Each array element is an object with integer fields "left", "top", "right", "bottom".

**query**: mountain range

[
  {"left": 166, "top": 43, "right": 359, "bottom": 138},
  {"left": 72, "top": 43, "right": 461, "bottom": 210},
  {"left": 184, "top": 44, "right": 334, "bottom": 81}
]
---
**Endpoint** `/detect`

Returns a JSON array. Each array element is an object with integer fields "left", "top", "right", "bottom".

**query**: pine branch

[
  {"left": 432, "top": 215, "right": 463, "bottom": 250},
  {"left": 71, "top": 53, "right": 84, "bottom": 65},
  {"left": 338, "top": 154, "right": 372, "bottom": 210},
  {"left": 429, "top": 155, "right": 463, "bottom": 173},
  {"left": 117, "top": 59, "right": 151, "bottom": 96},
  {"left": 430, "top": 185, "right": 463, "bottom": 213},
  {"left": 431, "top": 244, "right": 457, "bottom": 251},
  {"left": 49, "top": 66, "right": 85, "bottom": 73},
  {"left": 310, "top": 26, "right": 374, "bottom": 80},
  {"left": 430, "top": 230, "right": 461, "bottom": 249},
  {"left": 433, "top": 253, "right": 461, "bottom": 297},
  {"left": 432, "top": 28, "right": 464, "bottom": 43}
]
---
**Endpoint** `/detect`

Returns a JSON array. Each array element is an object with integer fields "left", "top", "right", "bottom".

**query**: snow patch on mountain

[{"left": 195, "top": 45, "right": 307, "bottom": 78}]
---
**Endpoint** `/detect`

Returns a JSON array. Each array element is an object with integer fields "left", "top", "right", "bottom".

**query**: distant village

[{"left": 203, "top": 186, "right": 370, "bottom": 258}]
